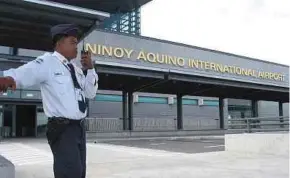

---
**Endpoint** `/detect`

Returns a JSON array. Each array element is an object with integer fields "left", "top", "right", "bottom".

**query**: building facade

[{"left": 0, "top": 1, "right": 288, "bottom": 138}]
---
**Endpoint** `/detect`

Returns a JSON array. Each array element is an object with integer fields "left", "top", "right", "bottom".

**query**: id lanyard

[{"left": 60, "top": 60, "right": 86, "bottom": 112}]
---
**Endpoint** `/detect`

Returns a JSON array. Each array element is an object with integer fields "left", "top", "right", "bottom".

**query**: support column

[
  {"left": 122, "top": 91, "right": 128, "bottom": 130},
  {"left": 177, "top": 94, "right": 183, "bottom": 130},
  {"left": 219, "top": 98, "right": 225, "bottom": 129},
  {"left": 279, "top": 101, "right": 284, "bottom": 128},
  {"left": 12, "top": 105, "right": 16, "bottom": 137},
  {"left": 251, "top": 100, "right": 259, "bottom": 129},
  {"left": 10, "top": 47, "right": 18, "bottom": 55},
  {"left": 251, "top": 100, "right": 259, "bottom": 117},
  {"left": 128, "top": 91, "right": 133, "bottom": 131}
]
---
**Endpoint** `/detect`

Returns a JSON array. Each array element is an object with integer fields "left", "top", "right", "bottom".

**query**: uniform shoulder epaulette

[
  {"left": 34, "top": 57, "right": 44, "bottom": 64},
  {"left": 33, "top": 52, "right": 51, "bottom": 64}
]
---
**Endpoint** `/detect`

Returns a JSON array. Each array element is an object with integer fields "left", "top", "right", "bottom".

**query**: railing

[
  {"left": 85, "top": 117, "right": 221, "bottom": 132},
  {"left": 228, "top": 116, "right": 289, "bottom": 133},
  {"left": 0, "top": 126, "right": 11, "bottom": 141}
]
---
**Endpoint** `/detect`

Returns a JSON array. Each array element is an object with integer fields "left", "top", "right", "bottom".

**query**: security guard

[{"left": 0, "top": 24, "right": 98, "bottom": 178}]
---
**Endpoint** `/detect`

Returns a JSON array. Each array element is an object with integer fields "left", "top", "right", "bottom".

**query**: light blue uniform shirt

[{"left": 3, "top": 51, "right": 98, "bottom": 120}]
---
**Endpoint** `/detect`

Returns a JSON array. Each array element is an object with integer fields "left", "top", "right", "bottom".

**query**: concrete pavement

[
  {"left": 98, "top": 137, "right": 225, "bottom": 153},
  {"left": 0, "top": 135, "right": 288, "bottom": 178}
]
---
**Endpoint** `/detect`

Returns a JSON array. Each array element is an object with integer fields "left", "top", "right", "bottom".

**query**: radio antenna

[{"left": 82, "top": 38, "right": 85, "bottom": 52}]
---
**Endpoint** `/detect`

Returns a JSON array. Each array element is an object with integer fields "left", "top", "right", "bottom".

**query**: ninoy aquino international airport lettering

[
  {"left": 86, "top": 43, "right": 285, "bottom": 82},
  {"left": 82, "top": 30, "right": 289, "bottom": 88}
]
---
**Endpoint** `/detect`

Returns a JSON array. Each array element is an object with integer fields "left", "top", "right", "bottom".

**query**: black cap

[{"left": 50, "top": 24, "right": 80, "bottom": 39}]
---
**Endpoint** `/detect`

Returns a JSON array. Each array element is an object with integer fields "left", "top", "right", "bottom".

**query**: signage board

[{"left": 79, "top": 30, "right": 289, "bottom": 88}]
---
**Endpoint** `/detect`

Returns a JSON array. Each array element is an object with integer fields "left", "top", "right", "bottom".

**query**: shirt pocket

[{"left": 53, "top": 75, "right": 70, "bottom": 94}]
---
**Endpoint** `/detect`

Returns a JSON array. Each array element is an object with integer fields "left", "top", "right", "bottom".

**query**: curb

[
  {"left": 0, "top": 155, "right": 15, "bottom": 178},
  {"left": 88, "top": 135, "right": 225, "bottom": 142}
]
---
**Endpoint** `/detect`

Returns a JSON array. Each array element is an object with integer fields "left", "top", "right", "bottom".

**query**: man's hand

[
  {"left": 0, "top": 77, "right": 16, "bottom": 92},
  {"left": 81, "top": 51, "right": 94, "bottom": 70}
]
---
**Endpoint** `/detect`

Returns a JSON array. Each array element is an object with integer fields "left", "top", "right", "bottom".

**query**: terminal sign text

[{"left": 86, "top": 43, "right": 285, "bottom": 82}]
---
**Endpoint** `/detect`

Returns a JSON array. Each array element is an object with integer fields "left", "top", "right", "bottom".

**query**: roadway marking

[
  {"left": 204, "top": 145, "right": 225, "bottom": 148},
  {"left": 150, "top": 143, "right": 166, "bottom": 146},
  {"left": 201, "top": 140, "right": 215, "bottom": 143},
  {"left": 87, "top": 143, "right": 188, "bottom": 157},
  {"left": 0, "top": 143, "right": 53, "bottom": 166}
]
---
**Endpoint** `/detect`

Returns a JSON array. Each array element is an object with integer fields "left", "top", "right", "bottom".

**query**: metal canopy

[
  {"left": 0, "top": 0, "right": 110, "bottom": 51},
  {"left": 48, "top": 0, "right": 153, "bottom": 13},
  {"left": 95, "top": 64, "right": 289, "bottom": 103},
  {"left": 0, "top": 56, "right": 288, "bottom": 103}
]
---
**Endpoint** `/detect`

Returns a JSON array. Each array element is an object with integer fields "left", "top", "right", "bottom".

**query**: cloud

[{"left": 141, "top": 0, "right": 290, "bottom": 65}]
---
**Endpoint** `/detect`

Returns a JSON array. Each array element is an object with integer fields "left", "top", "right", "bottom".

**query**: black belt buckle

[
  {"left": 67, "top": 118, "right": 84, "bottom": 126},
  {"left": 48, "top": 117, "right": 84, "bottom": 126},
  {"left": 79, "top": 118, "right": 85, "bottom": 126},
  {"left": 48, "top": 117, "right": 69, "bottom": 125}
]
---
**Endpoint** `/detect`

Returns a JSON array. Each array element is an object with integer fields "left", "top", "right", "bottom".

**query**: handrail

[
  {"left": 0, "top": 126, "right": 11, "bottom": 141},
  {"left": 228, "top": 116, "right": 289, "bottom": 133}
]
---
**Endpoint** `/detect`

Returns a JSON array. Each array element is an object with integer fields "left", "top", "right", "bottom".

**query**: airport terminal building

[{"left": 0, "top": 0, "right": 289, "bottom": 138}]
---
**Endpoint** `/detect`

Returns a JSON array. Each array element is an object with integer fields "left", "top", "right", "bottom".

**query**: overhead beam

[
  {"left": 168, "top": 74, "right": 289, "bottom": 93},
  {"left": 133, "top": 73, "right": 169, "bottom": 92},
  {"left": 0, "top": 36, "right": 52, "bottom": 51},
  {"left": 0, "top": 4, "right": 94, "bottom": 26},
  {"left": 0, "top": 16, "right": 51, "bottom": 29},
  {"left": 46, "top": 0, "right": 151, "bottom": 13},
  {"left": 22, "top": 0, "right": 110, "bottom": 18},
  {"left": 0, "top": 27, "right": 48, "bottom": 37},
  {"left": 95, "top": 65, "right": 165, "bottom": 79},
  {"left": 133, "top": 79, "right": 167, "bottom": 92}
]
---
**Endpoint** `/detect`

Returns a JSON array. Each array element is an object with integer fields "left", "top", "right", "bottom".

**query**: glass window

[
  {"left": 0, "top": 46, "right": 10, "bottom": 54},
  {"left": 0, "top": 90, "right": 21, "bottom": 99},
  {"left": 138, "top": 96, "right": 167, "bottom": 104},
  {"left": 21, "top": 90, "right": 41, "bottom": 100},
  {"left": 96, "top": 94, "right": 122, "bottom": 102},
  {"left": 18, "top": 49, "right": 46, "bottom": 57}
]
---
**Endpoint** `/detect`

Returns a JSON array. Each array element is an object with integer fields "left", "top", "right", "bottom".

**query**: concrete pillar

[
  {"left": 251, "top": 100, "right": 259, "bottom": 129},
  {"left": 251, "top": 100, "right": 259, "bottom": 117},
  {"left": 0, "top": 105, "right": 3, "bottom": 128},
  {"left": 219, "top": 98, "right": 225, "bottom": 129},
  {"left": 221, "top": 99, "right": 229, "bottom": 129},
  {"left": 10, "top": 47, "right": 18, "bottom": 55},
  {"left": 279, "top": 101, "right": 284, "bottom": 128},
  {"left": 128, "top": 91, "right": 133, "bottom": 131},
  {"left": 122, "top": 91, "right": 128, "bottom": 130},
  {"left": 177, "top": 94, "right": 183, "bottom": 130},
  {"left": 12, "top": 105, "right": 16, "bottom": 137}
]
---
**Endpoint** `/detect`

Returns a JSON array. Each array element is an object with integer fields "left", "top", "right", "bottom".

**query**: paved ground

[
  {"left": 96, "top": 137, "right": 225, "bottom": 153},
  {"left": 0, "top": 137, "right": 288, "bottom": 178}
]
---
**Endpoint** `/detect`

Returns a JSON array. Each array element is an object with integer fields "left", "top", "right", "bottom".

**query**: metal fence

[
  {"left": 0, "top": 126, "right": 11, "bottom": 141},
  {"left": 228, "top": 116, "right": 289, "bottom": 133},
  {"left": 84, "top": 117, "right": 220, "bottom": 132}
]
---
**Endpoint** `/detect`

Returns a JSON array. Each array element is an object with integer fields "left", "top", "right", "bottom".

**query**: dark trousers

[{"left": 46, "top": 118, "right": 86, "bottom": 178}]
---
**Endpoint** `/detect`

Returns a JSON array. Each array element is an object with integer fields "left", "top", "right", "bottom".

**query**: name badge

[
  {"left": 54, "top": 72, "right": 64, "bottom": 76},
  {"left": 74, "top": 88, "right": 85, "bottom": 101}
]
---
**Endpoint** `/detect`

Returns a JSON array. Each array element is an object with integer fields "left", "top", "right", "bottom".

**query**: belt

[{"left": 48, "top": 117, "right": 84, "bottom": 125}]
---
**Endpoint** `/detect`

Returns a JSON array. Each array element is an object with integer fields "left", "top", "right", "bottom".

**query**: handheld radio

[{"left": 81, "top": 39, "right": 88, "bottom": 55}]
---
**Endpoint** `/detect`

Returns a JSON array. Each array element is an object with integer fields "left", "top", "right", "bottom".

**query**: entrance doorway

[
  {"left": 15, "top": 105, "right": 36, "bottom": 137},
  {"left": 1, "top": 104, "right": 37, "bottom": 137}
]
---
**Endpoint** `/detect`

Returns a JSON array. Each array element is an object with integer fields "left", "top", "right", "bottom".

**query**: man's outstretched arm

[{"left": 0, "top": 57, "right": 48, "bottom": 92}]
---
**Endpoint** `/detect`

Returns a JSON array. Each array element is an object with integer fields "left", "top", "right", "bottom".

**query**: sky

[{"left": 141, "top": 0, "right": 290, "bottom": 66}]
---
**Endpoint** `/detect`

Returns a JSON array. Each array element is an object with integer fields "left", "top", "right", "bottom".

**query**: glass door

[{"left": 2, "top": 104, "right": 14, "bottom": 137}]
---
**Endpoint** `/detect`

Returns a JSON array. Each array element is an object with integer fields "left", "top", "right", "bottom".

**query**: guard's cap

[{"left": 50, "top": 24, "right": 80, "bottom": 39}]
